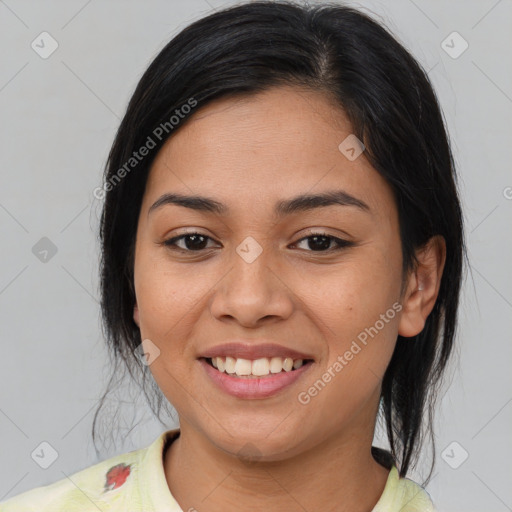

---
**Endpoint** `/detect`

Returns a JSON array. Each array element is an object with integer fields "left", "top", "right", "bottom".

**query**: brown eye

[
  {"left": 162, "top": 231, "right": 353, "bottom": 254},
  {"left": 163, "top": 233, "right": 216, "bottom": 252},
  {"left": 293, "top": 233, "right": 354, "bottom": 252}
]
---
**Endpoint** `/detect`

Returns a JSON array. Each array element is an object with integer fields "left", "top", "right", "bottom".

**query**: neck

[{"left": 164, "top": 415, "right": 390, "bottom": 512}]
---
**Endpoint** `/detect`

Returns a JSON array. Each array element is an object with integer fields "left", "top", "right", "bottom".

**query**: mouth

[
  {"left": 199, "top": 356, "right": 314, "bottom": 399},
  {"left": 201, "top": 356, "right": 314, "bottom": 378}
]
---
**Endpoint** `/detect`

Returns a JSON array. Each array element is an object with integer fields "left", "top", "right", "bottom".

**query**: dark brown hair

[{"left": 93, "top": 0, "right": 465, "bottom": 480}]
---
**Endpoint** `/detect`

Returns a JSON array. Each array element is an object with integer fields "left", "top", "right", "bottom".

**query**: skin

[{"left": 132, "top": 85, "right": 446, "bottom": 512}]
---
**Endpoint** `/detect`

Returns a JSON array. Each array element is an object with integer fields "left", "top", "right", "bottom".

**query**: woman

[{"left": 0, "top": 1, "right": 465, "bottom": 511}]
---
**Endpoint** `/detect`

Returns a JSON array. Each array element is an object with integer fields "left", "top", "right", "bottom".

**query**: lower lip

[{"left": 199, "top": 358, "right": 313, "bottom": 399}]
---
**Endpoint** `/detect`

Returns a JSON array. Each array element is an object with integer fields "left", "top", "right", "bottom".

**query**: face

[{"left": 132, "top": 85, "right": 411, "bottom": 460}]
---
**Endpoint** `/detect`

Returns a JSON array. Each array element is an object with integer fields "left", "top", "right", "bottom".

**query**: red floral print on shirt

[{"left": 104, "top": 463, "right": 132, "bottom": 491}]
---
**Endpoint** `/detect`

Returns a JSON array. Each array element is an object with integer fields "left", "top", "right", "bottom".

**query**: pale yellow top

[{"left": 0, "top": 429, "right": 435, "bottom": 511}]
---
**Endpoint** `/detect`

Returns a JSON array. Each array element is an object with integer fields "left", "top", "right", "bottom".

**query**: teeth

[
  {"left": 293, "top": 359, "right": 303, "bottom": 369},
  {"left": 210, "top": 356, "right": 307, "bottom": 377},
  {"left": 283, "top": 357, "right": 293, "bottom": 372},
  {"left": 225, "top": 356, "right": 236, "bottom": 374},
  {"left": 252, "top": 358, "right": 270, "bottom": 376},
  {"left": 269, "top": 357, "right": 283, "bottom": 373},
  {"left": 234, "top": 358, "right": 252, "bottom": 376}
]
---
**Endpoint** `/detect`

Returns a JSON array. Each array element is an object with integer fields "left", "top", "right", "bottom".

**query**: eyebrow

[{"left": 148, "top": 190, "right": 370, "bottom": 217}]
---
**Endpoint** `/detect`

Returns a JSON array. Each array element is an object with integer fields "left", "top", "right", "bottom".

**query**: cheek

[
  {"left": 132, "top": 254, "right": 200, "bottom": 403},
  {"left": 135, "top": 274, "right": 201, "bottom": 342},
  {"left": 305, "top": 242, "right": 402, "bottom": 386},
  {"left": 309, "top": 245, "right": 402, "bottom": 333},
  {"left": 133, "top": 246, "right": 192, "bottom": 343}
]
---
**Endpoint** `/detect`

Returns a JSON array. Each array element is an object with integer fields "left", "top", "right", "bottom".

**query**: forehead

[{"left": 143, "top": 86, "right": 394, "bottom": 218}]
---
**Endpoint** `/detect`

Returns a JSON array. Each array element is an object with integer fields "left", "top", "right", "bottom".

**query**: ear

[
  {"left": 398, "top": 235, "right": 446, "bottom": 338},
  {"left": 133, "top": 302, "right": 140, "bottom": 327}
]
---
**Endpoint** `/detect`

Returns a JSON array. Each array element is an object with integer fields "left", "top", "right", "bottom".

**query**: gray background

[{"left": 1, "top": 0, "right": 511, "bottom": 511}]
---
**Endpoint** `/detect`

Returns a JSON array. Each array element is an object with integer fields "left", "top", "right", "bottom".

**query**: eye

[
  {"left": 162, "top": 231, "right": 354, "bottom": 254},
  {"left": 163, "top": 232, "right": 218, "bottom": 252},
  {"left": 292, "top": 232, "right": 354, "bottom": 252}
]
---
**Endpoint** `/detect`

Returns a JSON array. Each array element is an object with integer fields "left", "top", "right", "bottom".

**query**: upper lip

[{"left": 200, "top": 342, "right": 315, "bottom": 361}]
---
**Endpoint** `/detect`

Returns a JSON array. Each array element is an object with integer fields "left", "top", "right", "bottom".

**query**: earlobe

[
  {"left": 398, "top": 235, "right": 446, "bottom": 338},
  {"left": 133, "top": 303, "right": 140, "bottom": 327}
]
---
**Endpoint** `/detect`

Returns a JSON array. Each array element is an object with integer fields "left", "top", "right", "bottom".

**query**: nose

[{"left": 209, "top": 244, "right": 294, "bottom": 328}]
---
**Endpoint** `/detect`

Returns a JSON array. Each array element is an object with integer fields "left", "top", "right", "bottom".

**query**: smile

[
  {"left": 207, "top": 356, "right": 310, "bottom": 377},
  {"left": 199, "top": 357, "right": 314, "bottom": 399}
]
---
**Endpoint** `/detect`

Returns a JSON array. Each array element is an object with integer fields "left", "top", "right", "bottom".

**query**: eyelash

[{"left": 162, "top": 231, "right": 354, "bottom": 254}]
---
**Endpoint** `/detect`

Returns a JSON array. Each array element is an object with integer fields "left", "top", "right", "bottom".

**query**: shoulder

[
  {"left": 0, "top": 430, "right": 176, "bottom": 512},
  {"left": 372, "top": 467, "right": 436, "bottom": 512},
  {"left": 0, "top": 451, "right": 139, "bottom": 512}
]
